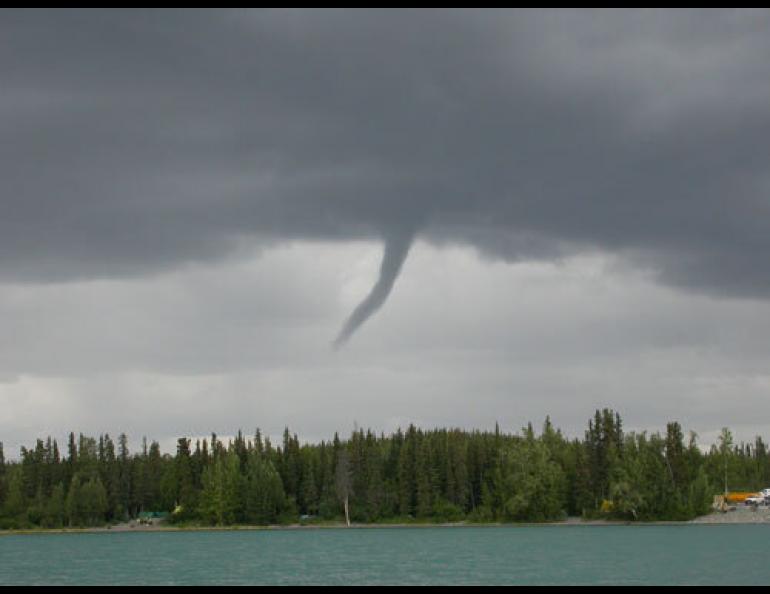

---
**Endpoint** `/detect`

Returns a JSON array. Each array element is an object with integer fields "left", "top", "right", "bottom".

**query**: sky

[{"left": 2, "top": 9, "right": 770, "bottom": 455}]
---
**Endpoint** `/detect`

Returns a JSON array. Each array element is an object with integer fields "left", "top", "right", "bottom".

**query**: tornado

[{"left": 333, "top": 229, "right": 415, "bottom": 348}]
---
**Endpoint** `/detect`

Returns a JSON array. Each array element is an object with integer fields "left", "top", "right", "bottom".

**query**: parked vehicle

[
  {"left": 725, "top": 491, "right": 760, "bottom": 504},
  {"left": 743, "top": 489, "right": 770, "bottom": 505}
]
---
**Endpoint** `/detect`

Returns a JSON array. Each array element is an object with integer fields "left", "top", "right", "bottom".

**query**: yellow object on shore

[{"left": 724, "top": 492, "right": 759, "bottom": 503}]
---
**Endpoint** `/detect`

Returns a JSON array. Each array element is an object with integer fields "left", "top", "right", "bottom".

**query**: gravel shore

[
  {"left": 5, "top": 511, "right": 770, "bottom": 535},
  {"left": 691, "top": 506, "right": 770, "bottom": 524}
]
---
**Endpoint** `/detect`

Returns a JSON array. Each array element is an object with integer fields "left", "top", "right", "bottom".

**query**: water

[{"left": 0, "top": 525, "right": 768, "bottom": 585}]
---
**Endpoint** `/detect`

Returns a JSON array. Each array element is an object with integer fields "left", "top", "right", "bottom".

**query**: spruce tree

[
  {"left": 0, "top": 441, "right": 5, "bottom": 507},
  {"left": 1, "top": 468, "right": 27, "bottom": 528}
]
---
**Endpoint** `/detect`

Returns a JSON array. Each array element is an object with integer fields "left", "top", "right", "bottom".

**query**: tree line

[{"left": 1, "top": 409, "right": 769, "bottom": 529}]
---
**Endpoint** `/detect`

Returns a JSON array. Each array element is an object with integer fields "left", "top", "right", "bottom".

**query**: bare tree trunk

[{"left": 336, "top": 449, "right": 353, "bottom": 528}]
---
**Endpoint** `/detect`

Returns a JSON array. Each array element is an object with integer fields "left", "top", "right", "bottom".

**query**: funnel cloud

[{"left": 333, "top": 229, "right": 415, "bottom": 347}]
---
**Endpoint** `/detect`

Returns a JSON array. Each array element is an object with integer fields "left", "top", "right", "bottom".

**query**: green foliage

[
  {"left": 688, "top": 467, "right": 714, "bottom": 517},
  {"left": 244, "top": 456, "right": 285, "bottom": 524},
  {"left": 198, "top": 451, "right": 243, "bottom": 525},
  {"left": 0, "top": 442, "right": 6, "bottom": 508},
  {"left": 1, "top": 467, "right": 27, "bottom": 528},
  {"left": 432, "top": 499, "right": 464, "bottom": 522},
  {"left": 490, "top": 438, "right": 567, "bottom": 522},
  {"left": 3, "top": 410, "right": 770, "bottom": 529},
  {"left": 43, "top": 483, "right": 66, "bottom": 528},
  {"left": 66, "top": 473, "right": 108, "bottom": 527}
]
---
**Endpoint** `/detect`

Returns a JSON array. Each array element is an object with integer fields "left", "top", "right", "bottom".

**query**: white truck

[{"left": 745, "top": 488, "right": 770, "bottom": 506}]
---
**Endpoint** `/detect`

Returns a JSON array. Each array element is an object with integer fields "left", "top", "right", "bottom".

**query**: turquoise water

[{"left": 1, "top": 525, "right": 768, "bottom": 585}]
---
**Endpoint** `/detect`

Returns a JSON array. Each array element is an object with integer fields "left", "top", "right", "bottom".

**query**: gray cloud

[
  {"left": 3, "top": 244, "right": 770, "bottom": 456},
  {"left": 2, "top": 9, "right": 770, "bottom": 341}
]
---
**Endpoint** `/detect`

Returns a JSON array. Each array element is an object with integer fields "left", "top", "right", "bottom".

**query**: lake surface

[{"left": 1, "top": 525, "right": 768, "bottom": 585}]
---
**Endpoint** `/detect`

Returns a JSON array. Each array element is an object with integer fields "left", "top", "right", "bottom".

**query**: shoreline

[{"left": 2, "top": 512, "right": 769, "bottom": 536}]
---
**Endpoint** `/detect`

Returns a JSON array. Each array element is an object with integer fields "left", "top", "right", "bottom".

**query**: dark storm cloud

[{"left": 3, "top": 9, "right": 770, "bottom": 337}]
